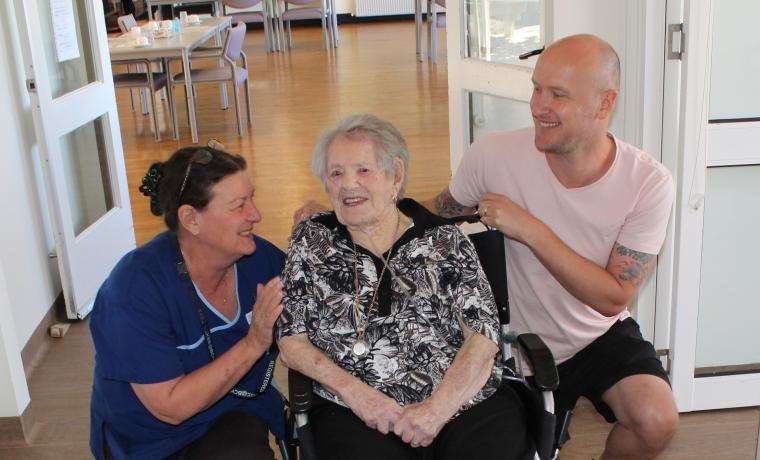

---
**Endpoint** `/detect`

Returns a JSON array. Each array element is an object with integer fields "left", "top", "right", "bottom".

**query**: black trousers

[
  {"left": 310, "top": 384, "right": 534, "bottom": 460},
  {"left": 168, "top": 411, "right": 275, "bottom": 460}
]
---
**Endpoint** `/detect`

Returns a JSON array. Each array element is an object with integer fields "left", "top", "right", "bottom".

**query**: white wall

[
  {"left": 335, "top": 0, "right": 355, "bottom": 14},
  {"left": 552, "top": 0, "right": 648, "bottom": 148},
  {"left": 0, "top": 259, "right": 31, "bottom": 417},
  {"left": 0, "top": 2, "right": 61, "bottom": 352}
]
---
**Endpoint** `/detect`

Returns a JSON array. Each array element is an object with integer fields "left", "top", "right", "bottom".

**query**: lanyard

[{"left": 172, "top": 236, "right": 276, "bottom": 399}]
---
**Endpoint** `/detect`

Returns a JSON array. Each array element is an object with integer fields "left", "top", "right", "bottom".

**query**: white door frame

[
  {"left": 13, "top": 0, "right": 136, "bottom": 319},
  {"left": 652, "top": 0, "right": 684, "bottom": 375}
]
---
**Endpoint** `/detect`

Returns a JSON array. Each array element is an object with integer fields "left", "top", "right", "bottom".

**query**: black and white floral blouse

[{"left": 276, "top": 199, "right": 505, "bottom": 414}]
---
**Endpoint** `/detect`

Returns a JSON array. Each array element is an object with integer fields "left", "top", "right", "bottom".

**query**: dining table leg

[
  {"left": 427, "top": 0, "right": 434, "bottom": 62},
  {"left": 215, "top": 30, "right": 229, "bottom": 110},
  {"left": 415, "top": 0, "right": 423, "bottom": 62},
  {"left": 273, "top": 0, "right": 285, "bottom": 52},
  {"left": 163, "top": 58, "right": 179, "bottom": 140},
  {"left": 212, "top": 2, "right": 229, "bottom": 109},
  {"left": 330, "top": 0, "right": 338, "bottom": 47},
  {"left": 182, "top": 50, "right": 199, "bottom": 143},
  {"left": 276, "top": 0, "right": 285, "bottom": 51}
]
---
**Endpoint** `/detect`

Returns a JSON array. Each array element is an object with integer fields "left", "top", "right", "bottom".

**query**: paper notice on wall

[{"left": 50, "top": 0, "right": 80, "bottom": 62}]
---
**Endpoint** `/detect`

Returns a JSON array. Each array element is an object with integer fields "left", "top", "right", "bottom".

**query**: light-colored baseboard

[
  {"left": 20, "top": 292, "right": 65, "bottom": 381},
  {"left": 1, "top": 292, "right": 67, "bottom": 446},
  {"left": 0, "top": 404, "right": 33, "bottom": 446}
]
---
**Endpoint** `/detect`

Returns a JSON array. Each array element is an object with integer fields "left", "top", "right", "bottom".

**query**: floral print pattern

[{"left": 276, "top": 199, "right": 505, "bottom": 414}]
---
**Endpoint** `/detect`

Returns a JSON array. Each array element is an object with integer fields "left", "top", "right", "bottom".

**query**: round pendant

[{"left": 352, "top": 340, "right": 369, "bottom": 357}]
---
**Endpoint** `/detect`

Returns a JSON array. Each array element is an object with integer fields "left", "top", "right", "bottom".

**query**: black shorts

[
  {"left": 310, "top": 384, "right": 533, "bottom": 460},
  {"left": 554, "top": 318, "right": 670, "bottom": 424}
]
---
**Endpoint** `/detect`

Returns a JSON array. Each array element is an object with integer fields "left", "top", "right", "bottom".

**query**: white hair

[{"left": 312, "top": 114, "right": 410, "bottom": 200}]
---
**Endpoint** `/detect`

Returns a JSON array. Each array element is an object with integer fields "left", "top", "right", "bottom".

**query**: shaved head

[
  {"left": 529, "top": 34, "right": 621, "bottom": 156},
  {"left": 543, "top": 34, "right": 620, "bottom": 93}
]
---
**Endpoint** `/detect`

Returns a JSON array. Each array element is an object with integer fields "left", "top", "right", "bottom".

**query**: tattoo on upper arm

[
  {"left": 612, "top": 243, "right": 655, "bottom": 288},
  {"left": 433, "top": 187, "right": 475, "bottom": 218}
]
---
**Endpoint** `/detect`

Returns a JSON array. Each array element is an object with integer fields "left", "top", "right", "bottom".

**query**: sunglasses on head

[
  {"left": 177, "top": 139, "right": 224, "bottom": 204},
  {"left": 177, "top": 149, "right": 212, "bottom": 204}
]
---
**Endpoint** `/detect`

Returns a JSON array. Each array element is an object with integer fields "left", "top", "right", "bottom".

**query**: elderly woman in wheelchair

[{"left": 276, "top": 114, "right": 534, "bottom": 460}]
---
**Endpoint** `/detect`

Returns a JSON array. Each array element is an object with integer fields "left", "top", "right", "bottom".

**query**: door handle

[{"left": 668, "top": 23, "right": 685, "bottom": 60}]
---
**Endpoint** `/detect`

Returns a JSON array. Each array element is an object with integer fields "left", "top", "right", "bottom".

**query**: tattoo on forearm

[
  {"left": 613, "top": 244, "right": 654, "bottom": 287},
  {"left": 433, "top": 188, "right": 474, "bottom": 218}
]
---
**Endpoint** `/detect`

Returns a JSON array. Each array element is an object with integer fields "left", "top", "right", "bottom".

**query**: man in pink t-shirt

[{"left": 425, "top": 35, "right": 678, "bottom": 459}]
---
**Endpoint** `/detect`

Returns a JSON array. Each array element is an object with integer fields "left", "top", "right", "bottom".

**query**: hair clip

[{"left": 139, "top": 162, "right": 164, "bottom": 216}]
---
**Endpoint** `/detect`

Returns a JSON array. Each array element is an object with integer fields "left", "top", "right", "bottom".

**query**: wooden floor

[
  {"left": 3, "top": 20, "right": 759, "bottom": 459},
  {"left": 121, "top": 20, "right": 451, "bottom": 250}
]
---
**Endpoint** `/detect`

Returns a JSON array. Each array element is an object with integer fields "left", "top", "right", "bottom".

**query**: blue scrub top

[{"left": 90, "top": 232, "right": 286, "bottom": 459}]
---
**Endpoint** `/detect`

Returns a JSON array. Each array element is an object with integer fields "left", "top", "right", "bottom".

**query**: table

[
  {"left": 145, "top": 1, "right": 229, "bottom": 106},
  {"left": 109, "top": 16, "right": 233, "bottom": 143}
]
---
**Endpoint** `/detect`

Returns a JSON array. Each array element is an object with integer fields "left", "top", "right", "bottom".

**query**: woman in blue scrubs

[{"left": 90, "top": 146, "right": 285, "bottom": 459}]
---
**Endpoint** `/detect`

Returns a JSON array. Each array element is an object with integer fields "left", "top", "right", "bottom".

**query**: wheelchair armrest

[
  {"left": 516, "top": 333, "right": 559, "bottom": 392},
  {"left": 288, "top": 369, "right": 314, "bottom": 414}
]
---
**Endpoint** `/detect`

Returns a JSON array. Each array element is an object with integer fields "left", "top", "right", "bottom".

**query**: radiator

[{"left": 354, "top": 0, "right": 428, "bottom": 17}]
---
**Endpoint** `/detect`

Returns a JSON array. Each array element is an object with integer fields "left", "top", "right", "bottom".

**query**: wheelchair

[{"left": 277, "top": 216, "right": 571, "bottom": 460}]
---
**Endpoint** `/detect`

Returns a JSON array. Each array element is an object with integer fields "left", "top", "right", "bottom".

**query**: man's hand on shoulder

[
  {"left": 292, "top": 200, "right": 328, "bottom": 227},
  {"left": 422, "top": 187, "right": 477, "bottom": 218}
]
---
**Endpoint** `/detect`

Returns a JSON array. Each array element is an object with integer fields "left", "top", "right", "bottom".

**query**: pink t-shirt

[{"left": 450, "top": 128, "right": 674, "bottom": 364}]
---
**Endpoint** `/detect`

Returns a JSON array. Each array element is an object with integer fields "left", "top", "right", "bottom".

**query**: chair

[
  {"left": 284, "top": 215, "right": 569, "bottom": 460},
  {"left": 427, "top": 0, "right": 445, "bottom": 62},
  {"left": 170, "top": 22, "right": 253, "bottom": 137},
  {"left": 112, "top": 58, "right": 177, "bottom": 141},
  {"left": 222, "top": 0, "right": 276, "bottom": 52},
  {"left": 116, "top": 14, "right": 148, "bottom": 115},
  {"left": 116, "top": 12, "right": 137, "bottom": 32},
  {"left": 275, "top": 0, "right": 335, "bottom": 50}
]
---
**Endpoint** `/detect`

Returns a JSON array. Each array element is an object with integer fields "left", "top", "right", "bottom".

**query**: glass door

[
  {"left": 446, "top": 0, "right": 546, "bottom": 170},
  {"left": 13, "top": 0, "right": 135, "bottom": 318},
  {"left": 669, "top": 0, "right": 760, "bottom": 411}
]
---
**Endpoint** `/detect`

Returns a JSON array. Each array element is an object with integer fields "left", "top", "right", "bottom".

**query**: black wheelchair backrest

[{"left": 446, "top": 215, "right": 509, "bottom": 326}]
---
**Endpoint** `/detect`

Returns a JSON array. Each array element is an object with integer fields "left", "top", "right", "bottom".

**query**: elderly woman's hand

[
  {"left": 246, "top": 277, "right": 284, "bottom": 352},
  {"left": 341, "top": 382, "right": 403, "bottom": 435},
  {"left": 392, "top": 399, "right": 452, "bottom": 448},
  {"left": 292, "top": 200, "right": 328, "bottom": 226}
]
